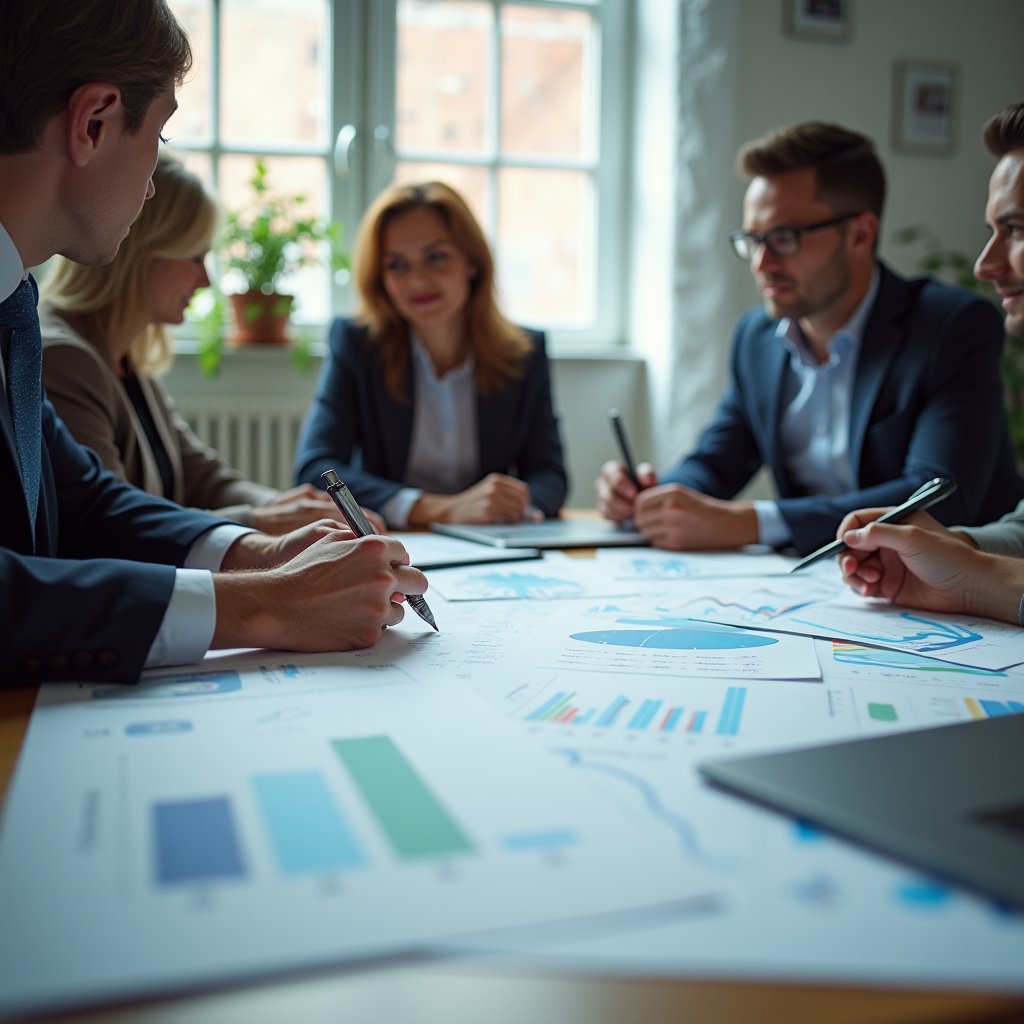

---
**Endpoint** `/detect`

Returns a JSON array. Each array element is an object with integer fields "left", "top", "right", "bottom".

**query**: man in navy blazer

[
  {"left": 293, "top": 319, "right": 567, "bottom": 519},
  {"left": 0, "top": 0, "right": 426, "bottom": 687},
  {"left": 598, "top": 122, "right": 1023, "bottom": 556}
]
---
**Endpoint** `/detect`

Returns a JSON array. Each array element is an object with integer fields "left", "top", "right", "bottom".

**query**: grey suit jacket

[{"left": 40, "top": 307, "right": 277, "bottom": 525}]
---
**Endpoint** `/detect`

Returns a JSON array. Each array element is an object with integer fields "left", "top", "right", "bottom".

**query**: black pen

[
  {"left": 321, "top": 469, "right": 438, "bottom": 631},
  {"left": 608, "top": 408, "right": 640, "bottom": 489},
  {"left": 789, "top": 477, "right": 958, "bottom": 573}
]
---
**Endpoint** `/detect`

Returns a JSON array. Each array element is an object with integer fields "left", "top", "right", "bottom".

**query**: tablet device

[
  {"left": 429, "top": 519, "right": 648, "bottom": 549},
  {"left": 392, "top": 532, "right": 542, "bottom": 570},
  {"left": 700, "top": 715, "right": 1024, "bottom": 909}
]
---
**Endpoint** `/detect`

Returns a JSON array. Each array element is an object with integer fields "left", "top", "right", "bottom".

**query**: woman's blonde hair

[
  {"left": 354, "top": 181, "right": 531, "bottom": 401},
  {"left": 41, "top": 153, "right": 218, "bottom": 376}
]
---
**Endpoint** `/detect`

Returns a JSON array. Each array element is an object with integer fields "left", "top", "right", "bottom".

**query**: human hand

[
  {"left": 632, "top": 484, "right": 758, "bottom": 550},
  {"left": 408, "top": 473, "right": 534, "bottom": 525},
  {"left": 595, "top": 460, "right": 657, "bottom": 522},
  {"left": 220, "top": 520, "right": 353, "bottom": 571},
  {"left": 838, "top": 515, "right": 1024, "bottom": 623},
  {"left": 252, "top": 484, "right": 344, "bottom": 535},
  {"left": 212, "top": 532, "right": 429, "bottom": 651}
]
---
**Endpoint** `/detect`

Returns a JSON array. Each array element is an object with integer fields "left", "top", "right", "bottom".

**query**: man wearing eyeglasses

[{"left": 597, "top": 121, "right": 1023, "bottom": 556}]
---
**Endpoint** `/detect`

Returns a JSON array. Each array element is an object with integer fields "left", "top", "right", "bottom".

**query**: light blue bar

[
  {"left": 690, "top": 710, "right": 707, "bottom": 733},
  {"left": 715, "top": 688, "right": 737, "bottom": 735},
  {"left": 662, "top": 708, "right": 683, "bottom": 732},
  {"left": 153, "top": 797, "right": 245, "bottom": 886},
  {"left": 596, "top": 696, "right": 630, "bottom": 727},
  {"left": 980, "top": 700, "right": 1011, "bottom": 717},
  {"left": 1008, "top": 701, "right": 1024, "bottom": 713},
  {"left": 575, "top": 709, "right": 596, "bottom": 725},
  {"left": 252, "top": 771, "right": 366, "bottom": 875},
  {"left": 628, "top": 699, "right": 662, "bottom": 730},
  {"left": 501, "top": 830, "right": 579, "bottom": 852},
  {"left": 527, "top": 692, "right": 567, "bottom": 721},
  {"left": 727, "top": 687, "right": 746, "bottom": 734}
]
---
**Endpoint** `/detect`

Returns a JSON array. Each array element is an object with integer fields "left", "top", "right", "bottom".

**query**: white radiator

[{"left": 178, "top": 397, "right": 313, "bottom": 491}]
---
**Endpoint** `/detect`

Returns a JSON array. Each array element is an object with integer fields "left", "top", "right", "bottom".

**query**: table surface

[{"left": 3, "top": 514, "right": 1023, "bottom": 1024}]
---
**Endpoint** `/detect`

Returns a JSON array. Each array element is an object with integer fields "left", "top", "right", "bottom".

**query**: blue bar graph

[
  {"left": 715, "top": 687, "right": 747, "bottom": 736},
  {"left": 153, "top": 797, "right": 246, "bottom": 886},
  {"left": 596, "top": 696, "right": 630, "bottom": 727},
  {"left": 575, "top": 709, "right": 596, "bottom": 725},
  {"left": 980, "top": 700, "right": 1013, "bottom": 717},
  {"left": 688, "top": 710, "right": 707, "bottom": 733},
  {"left": 661, "top": 708, "right": 683, "bottom": 732},
  {"left": 628, "top": 699, "right": 662, "bottom": 730},
  {"left": 252, "top": 771, "right": 366, "bottom": 875},
  {"left": 1010, "top": 702, "right": 1024, "bottom": 713},
  {"left": 527, "top": 692, "right": 568, "bottom": 721}
]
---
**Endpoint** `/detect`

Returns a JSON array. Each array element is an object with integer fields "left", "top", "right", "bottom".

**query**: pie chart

[{"left": 570, "top": 627, "right": 777, "bottom": 650}]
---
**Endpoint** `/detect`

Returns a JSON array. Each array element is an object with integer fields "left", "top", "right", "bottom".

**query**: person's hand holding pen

[{"left": 595, "top": 460, "right": 658, "bottom": 522}]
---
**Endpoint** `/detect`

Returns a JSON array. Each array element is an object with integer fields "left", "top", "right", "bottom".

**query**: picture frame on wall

[
  {"left": 892, "top": 61, "right": 959, "bottom": 156},
  {"left": 782, "top": 0, "right": 852, "bottom": 43}
]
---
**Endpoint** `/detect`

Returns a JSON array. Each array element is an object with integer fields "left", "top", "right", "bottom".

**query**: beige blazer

[{"left": 39, "top": 306, "right": 278, "bottom": 526}]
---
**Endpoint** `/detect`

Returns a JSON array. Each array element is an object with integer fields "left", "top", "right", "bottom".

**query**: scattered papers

[
  {"left": 0, "top": 656, "right": 714, "bottom": 1018},
  {"left": 596, "top": 547, "right": 796, "bottom": 579},
  {"left": 391, "top": 531, "right": 541, "bottom": 571}
]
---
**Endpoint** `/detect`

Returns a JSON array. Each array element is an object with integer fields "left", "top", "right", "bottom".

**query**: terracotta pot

[{"left": 228, "top": 290, "right": 293, "bottom": 346}]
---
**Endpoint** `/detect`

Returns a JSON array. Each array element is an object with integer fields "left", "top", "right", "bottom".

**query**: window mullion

[
  {"left": 210, "top": 0, "right": 222, "bottom": 189},
  {"left": 487, "top": 0, "right": 502, "bottom": 241}
]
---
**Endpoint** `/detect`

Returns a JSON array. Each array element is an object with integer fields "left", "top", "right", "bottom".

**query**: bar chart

[
  {"left": 963, "top": 697, "right": 1024, "bottom": 719},
  {"left": 524, "top": 687, "right": 747, "bottom": 736}
]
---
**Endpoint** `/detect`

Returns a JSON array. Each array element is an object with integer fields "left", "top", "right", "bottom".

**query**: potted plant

[{"left": 219, "top": 158, "right": 347, "bottom": 346}]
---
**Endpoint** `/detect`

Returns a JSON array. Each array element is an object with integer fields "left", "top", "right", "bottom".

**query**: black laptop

[{"left": 701, "top": 715, "right": 1024, "bottom": 910}]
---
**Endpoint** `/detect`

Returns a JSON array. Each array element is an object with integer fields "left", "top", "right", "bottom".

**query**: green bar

[
  {"left": 331, "top": 737, "right": 474, "bottom": 860},
  {"left": 868, "top": 702, "right": 898, "bottom": 722}
]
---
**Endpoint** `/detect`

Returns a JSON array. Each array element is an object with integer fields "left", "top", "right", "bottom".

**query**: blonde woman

[
  {"left": 294, "top": 181, "right": 567, "bottom": 527},
  {"left": 39, "top": 154, "right": 345, "bottom": 534}
]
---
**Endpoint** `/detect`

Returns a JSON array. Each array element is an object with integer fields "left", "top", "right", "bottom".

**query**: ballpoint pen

[{"left": 321, "top": 469, "right": 439, "bottom": 631}]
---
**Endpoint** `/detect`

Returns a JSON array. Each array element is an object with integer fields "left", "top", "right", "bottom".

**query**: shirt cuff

[
  {"left": 380, "top": 488, "right": 424, "bottom": 530},
  {"left": 753, "top": 500, "right": 793, "bottom": 547},
  {"left": 143, "top": 569, "right": 217, "bottom": 669},
  {"left": 184, "top": 523, "right": 256, "bottom": 570}
]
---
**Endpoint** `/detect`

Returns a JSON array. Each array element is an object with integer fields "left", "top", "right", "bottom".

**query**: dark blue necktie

[{"left": 0, "top": 278, "right": 42, "bottom": 547}]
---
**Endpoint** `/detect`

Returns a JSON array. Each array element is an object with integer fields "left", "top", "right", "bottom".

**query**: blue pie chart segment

[{"left": 570, "top": 628, "right": 777, "bottom": 650}]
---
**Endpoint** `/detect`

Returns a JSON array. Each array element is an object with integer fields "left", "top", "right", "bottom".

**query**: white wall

[{"left": 634, "top": 0, "right": 1024, "bottom": 478}]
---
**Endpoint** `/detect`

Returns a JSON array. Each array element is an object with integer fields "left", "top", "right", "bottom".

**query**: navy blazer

[
  {"left": 661, "top": 263, "right": 1024, "bottom": 556},
  {"left": 1, "top": 282, "right": 225, "bottom": 686},
  {"left": 294, "top": 319, "right": 568, "bottom": 515}
]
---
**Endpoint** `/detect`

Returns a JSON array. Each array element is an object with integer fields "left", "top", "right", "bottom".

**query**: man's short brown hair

[
  {"left": 983, "top": 103, "right": 1024, "bottom": 159},
  {"left": 0, "top": 0, "right": 192, "bottom": 155},
  {"left": 738, "top": 122, "right": 886, "bottom": 219}
]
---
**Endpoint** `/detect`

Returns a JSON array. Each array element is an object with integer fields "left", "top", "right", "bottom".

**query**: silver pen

[{"left": 321, "top": 470, "right": 438, "bottom": 632}]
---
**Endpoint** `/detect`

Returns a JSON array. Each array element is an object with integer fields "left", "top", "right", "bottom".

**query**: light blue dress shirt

[
  {"left": 0, "top": 220, "right": 250, "bottom": 670},
  {"left": 754, "top": 265, "right": 881, "bottom": 547},
  {"left": 380, "top": 335, "right": 480, "bottom": 529}
]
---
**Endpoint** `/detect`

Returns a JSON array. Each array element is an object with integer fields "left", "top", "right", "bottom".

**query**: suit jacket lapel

[
  {"left": 140, "top": 376, "right": 183, "bottom": 502},
  {"left": 848, "top": 265, "right": 913, "bottom": 480}
]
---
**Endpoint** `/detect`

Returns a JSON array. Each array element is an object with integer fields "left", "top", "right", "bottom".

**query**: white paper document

[
  {"left": 427, "top": 557, "right": 637, "bottom": 602},
  {"left": 392, "top": 531, "right": 541, "bottom": 570},
  {"left": 0, "top": 652, "right": 714, "bottom": 1018},
  {"left": 596, "top": 547, "right": 796, "bottom": 579},
  {"left": 670, "top": 577, "right": 1024, "bottom": 670}
]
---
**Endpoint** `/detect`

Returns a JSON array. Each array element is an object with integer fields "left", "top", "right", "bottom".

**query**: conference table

[{"left": 1, "top": 512, "right": 1022, "bottom": 1024}]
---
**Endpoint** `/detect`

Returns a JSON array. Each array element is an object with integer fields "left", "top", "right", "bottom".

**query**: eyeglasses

[{"left": 729, "top": 213, "right": 861, "bottom": 260}]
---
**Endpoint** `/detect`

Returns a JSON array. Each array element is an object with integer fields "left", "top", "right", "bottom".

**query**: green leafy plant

[{"left": 893, "top": 225, "right": 1024, "bottom": 468}]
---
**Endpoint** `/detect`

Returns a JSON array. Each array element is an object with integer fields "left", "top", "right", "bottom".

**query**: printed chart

[
  {"left": 427, "top": 557, "right": 636, "bottom": 602},
  {"left": 595, "top": 548, "right": 795, "bottom": 580},
  {"left": 0, "top": 663, "right": 712, "bottom": 1018}
]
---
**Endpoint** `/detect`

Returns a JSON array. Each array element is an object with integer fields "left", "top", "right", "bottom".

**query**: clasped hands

[{"left": 596, "top": 460, "right": 759, "bottom": 549}]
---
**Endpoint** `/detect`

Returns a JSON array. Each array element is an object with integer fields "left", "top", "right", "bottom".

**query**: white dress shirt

[
  {"left": 379, "top": 334, "right": 480, "bottom": 529},
  {"left": 0, "top": 219, "right": 248, "bottom": 670},
  {"left": 753, "top": 265, "right": 881, "bottom": 547}
]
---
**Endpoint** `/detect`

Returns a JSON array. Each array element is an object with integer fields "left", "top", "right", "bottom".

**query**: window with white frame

[{"left": 166, "top": 0, "right": 626, "bottom": 344}]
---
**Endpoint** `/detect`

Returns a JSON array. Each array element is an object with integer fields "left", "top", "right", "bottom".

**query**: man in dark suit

[
  {"left": 597, "top": 122, "right": 1024, "bottom": 556},
  {"left": 0, "top": 0, "right": 426, "bottom": 686}
]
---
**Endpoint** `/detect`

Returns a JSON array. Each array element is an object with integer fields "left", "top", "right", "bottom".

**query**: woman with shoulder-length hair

[
  {"left": 39, "top": 153, "right": 345, "bottom": 534},
  {"left": 294, "top": 180, "right": 568, "bottom": 527}
]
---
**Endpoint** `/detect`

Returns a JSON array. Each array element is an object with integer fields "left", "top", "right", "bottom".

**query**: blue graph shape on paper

[
  {"left": 571, "top": 628, "right": 777, "bottom": 650},
  {"left": 794, "top": 612, "right": 983, "bottom": 653},
  {"left": 685, "top": 586, "right": 838, "bottom": 623},
  {"left": 95, "top": 670, "right": 242, "bottom": 700},
  {"left": 468, "top": 571, "right": 585, "bottom": 598},
  {"left": 153, "top": 797, "right": 246, "bottom": 886},
  {"left": 830, "top": 643, "right": 1006, "bottom": 677},
  {"left": 624, "top": 558, "right": 704, "bottom": 578}
]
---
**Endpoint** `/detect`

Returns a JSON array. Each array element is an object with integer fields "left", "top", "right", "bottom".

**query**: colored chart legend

[
  {"left": 524, "top": 689, "right": 745, "bottom": 735},
  {"left": 964, "top": 697, "right": 1024, "bottom": 719},
  {"left": 332, "top": 737, "right": 474, "bottom": 860},
  {"left": 153, "top": 797, "right": 246, "bottom": 886}
]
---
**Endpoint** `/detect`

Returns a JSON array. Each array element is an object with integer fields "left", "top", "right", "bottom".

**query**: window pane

[
  {"left": 218, "top": 155, "right": 330, "bottom": 324},
  {"left": 396, "top": 0, "right": 492, "bottom": 153},
  {"left": 497, "top": 168, "right": 594, "bottom": 326},
  {"left": 500, "top": 6, "right": 593, "bottom": 157},
  {"left": 221, "top": 0, "right": 328, "bottom": 147},
  {"left": 167, "top": 148, "right": 213, "bottom": 190},
  {"left": 393, "top": 161, "right": 490, "bottom": 235},
  {"left": 168, "top": 0, "right": 212, "bottom": 142}
]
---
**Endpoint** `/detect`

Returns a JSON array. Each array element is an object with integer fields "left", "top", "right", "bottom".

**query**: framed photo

[
  {"left": 782, "top": 0, "right": 852, "bottom": 43},
  {"left": 892, "top": 61, "right": 959, "bottom": 156}
]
